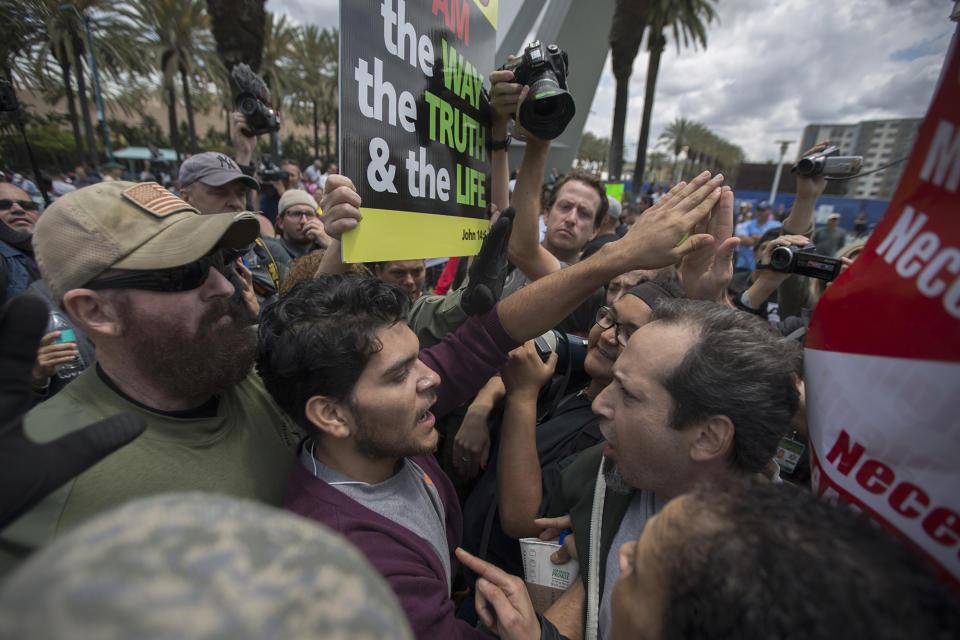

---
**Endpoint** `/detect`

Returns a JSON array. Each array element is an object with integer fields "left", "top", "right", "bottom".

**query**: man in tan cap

[
  {"left": 0, "top": 181, "right": 302, "bottom": 572},
  {"left": 275, "top": 189, "right": 330, "bottom": 260}
]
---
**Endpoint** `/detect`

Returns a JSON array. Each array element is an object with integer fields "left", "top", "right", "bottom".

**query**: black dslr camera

[
  {"left": 232, "top": 63, "right": 281, "bottom": 136},
  {"left": 499, "top": 41, "right": 575, "bottom": 140},
  {"left": 257, "top": 154, "right": 289, "bottom": 184},
  {"left": 792, "top": 145, "right": 862, "bottom": 178},
  {"left": 769, "top": 244, "right": 842, "bottom": 282}
]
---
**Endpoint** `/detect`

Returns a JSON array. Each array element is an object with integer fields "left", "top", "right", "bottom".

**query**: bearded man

[{"left": 0, "top": 182, "right": 302, "bottom": 570}]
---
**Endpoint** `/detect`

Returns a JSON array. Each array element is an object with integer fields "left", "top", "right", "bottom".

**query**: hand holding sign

[{"left": 319, "top": 175, "right": 363, "bottom": 241}]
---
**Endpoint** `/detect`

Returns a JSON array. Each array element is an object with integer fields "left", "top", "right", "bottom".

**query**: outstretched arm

[{"left": 497, "top": 172, "right": 726, "bottom": 343}]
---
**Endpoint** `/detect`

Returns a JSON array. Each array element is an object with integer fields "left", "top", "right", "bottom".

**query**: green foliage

[
  {"left": 1, "top": 118, "right": 82, "bottom": 170},
  {"left": 577, "top": 131, "right": 611, "bottom": 171}
]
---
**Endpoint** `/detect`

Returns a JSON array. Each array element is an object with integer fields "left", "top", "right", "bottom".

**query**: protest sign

[
  {"left": 805, "top": 28, "right": 960, "bottom": 589},
  {"left": 604, "top": 182, "right": 624, "bottom": 203},
  {"left": 339, "top": 0, "right": 498, "bottom": 262}
]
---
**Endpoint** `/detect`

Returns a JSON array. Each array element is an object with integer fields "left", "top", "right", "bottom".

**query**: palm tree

[
  {"left": 289, "top": 26, "right": 338, "bottom": 158},
  {"left": 123, "top": 0, "right": 222, "bottom": 156},
  {"left": 632, "top": 0, "right": 717, "bottom": 188},
  {"left": 658, "top": 116, "right": 694, "bottom": 182},
  {"left": 207, "top": 0, "right": 266, "bottom": 74},
  {"left": 606, "top": 0, "right": 649, "bottom": 181},
  {"left": 27, "top": 0, "right": 144, "bottom": 166},
  {"left": 260, "top": 12, "right": 298, "bottom": 155}
]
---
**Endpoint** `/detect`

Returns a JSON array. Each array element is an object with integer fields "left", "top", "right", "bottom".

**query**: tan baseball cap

[{"left": 33, "top": 181, "right": 260, "bottom": 304}]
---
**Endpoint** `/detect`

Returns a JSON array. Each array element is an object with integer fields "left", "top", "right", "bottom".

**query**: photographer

[{"left": 258, "top": 159, "right": 302, "bottom": 228}]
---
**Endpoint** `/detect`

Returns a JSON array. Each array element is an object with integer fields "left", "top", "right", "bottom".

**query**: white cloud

[
  {"left": 268, "top": 0, "right": 952, "bottom": 161},
  {"left": 586, "top": 0, "right": 951, "bottom": 161}
]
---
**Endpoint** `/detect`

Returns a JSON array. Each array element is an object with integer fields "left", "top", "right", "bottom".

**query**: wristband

[{"left": 488, "top": 136, "right": 511, "bottom": 151}]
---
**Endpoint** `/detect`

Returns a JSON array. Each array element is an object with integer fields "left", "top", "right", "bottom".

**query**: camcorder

[
  {"left": 768, "top": 244, "right": 842, "bottom": 282},
  {"left": 791, "top": 145, "right": 862, "bottom": 178},
  {"left": 232, "top": 63, "right": 281, "bottom": 136},
  {"left": 499, "top": 41, "right": 575, "bottom": 140},
  {"left": 257, "top": 154, "right": 289, "bottom": 184}
]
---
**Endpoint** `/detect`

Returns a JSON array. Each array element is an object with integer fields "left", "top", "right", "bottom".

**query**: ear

[
  {"left": 62, "top": 289, "right": 122, "bottom": 338},
  {"left": 688, "top": 414, "right": 735, "bottom": 463},
  {"left": 304, "top": 395, "right": 353, "bottom": 440}
]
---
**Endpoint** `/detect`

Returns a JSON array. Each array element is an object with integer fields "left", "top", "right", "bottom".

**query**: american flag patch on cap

[{"left": 122, "top": 182, "right": 196, "bottom": 218}]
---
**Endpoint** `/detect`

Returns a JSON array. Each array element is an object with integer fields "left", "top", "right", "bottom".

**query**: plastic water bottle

[{"left": 46, "top": 310, "right": 86, "bottom": 380}]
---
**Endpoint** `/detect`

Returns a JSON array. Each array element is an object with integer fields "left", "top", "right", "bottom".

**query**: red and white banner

[{"left": 806, "top": 26, "right": 960, "bottom": 589}]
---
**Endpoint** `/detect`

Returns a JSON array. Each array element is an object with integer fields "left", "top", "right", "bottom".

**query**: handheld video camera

[
  {"left": 499, "top": 41, "right": 575, "bottom": 140},
  {"left": 791, "top": 145, "right": 862, "bottom": 178},
  {"left": 768, "top": 244, "right": 842, "bottom": 282},
  {"left": 232, "top": 63, "right": 281, "bottom": 136}
]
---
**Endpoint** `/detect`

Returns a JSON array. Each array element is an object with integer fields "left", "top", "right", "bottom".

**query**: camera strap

[{"left": 254, "top": 237, "right": 282, "bottom": 293}]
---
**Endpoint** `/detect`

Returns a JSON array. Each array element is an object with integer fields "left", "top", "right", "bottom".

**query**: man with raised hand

[{"left": 258, "top": 170, "right": 727, "bottom": 639}]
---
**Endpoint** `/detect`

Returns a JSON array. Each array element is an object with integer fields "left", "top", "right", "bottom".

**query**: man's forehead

[
  {"left": 618, "top": 321, "right": 694, "bottom": 375},
  {"left": 385, "top": 260, "right": 425, "bottom": 271},
  {"left": 0, "top": 183, "right": 29, "bottom": 199}
]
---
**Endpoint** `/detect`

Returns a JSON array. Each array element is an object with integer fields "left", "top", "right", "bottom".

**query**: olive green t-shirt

[{"left": 0, "top": 367, "right": 303, "bottom": 574}]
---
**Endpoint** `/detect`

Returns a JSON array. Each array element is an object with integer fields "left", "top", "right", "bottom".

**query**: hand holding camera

[{"left": 495, "top": 41, "right": 575, "bottom": 140}]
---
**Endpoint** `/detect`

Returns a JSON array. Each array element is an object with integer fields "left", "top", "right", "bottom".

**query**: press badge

[{"left": 775, "top": 436, "right": 805, "bottom": 474}]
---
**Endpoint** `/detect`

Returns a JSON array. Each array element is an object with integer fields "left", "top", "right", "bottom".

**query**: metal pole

[
  {"left": 769, "top": 140, "right": 793, "bottom": 207},
  {"left": 61, "top": 5, "right": 112, "bottom": 164},
  {"left": 81, "top": 13, "right": 112, "bottom": 163}
]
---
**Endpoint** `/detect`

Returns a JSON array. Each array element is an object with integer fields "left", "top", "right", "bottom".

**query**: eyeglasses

[
  {"left": 0, "top": 198, "right": 39, "bottom": 211},
  {"left": 85, "top": 247, "right": 244, "bottom": 292},
  {"left": 283, "top": 209, "right": 318, "bottom": 220},
  {"left": 595, "top": 306, "right": 631, "bottom": 347}
]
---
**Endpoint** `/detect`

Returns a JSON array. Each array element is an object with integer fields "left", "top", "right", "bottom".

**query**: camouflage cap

[
  {"left": 0, "top": 493, "right": 414, "bottom": 640},
  {"left": 33, "top": 181, "right": 260, "bottom": 305}
]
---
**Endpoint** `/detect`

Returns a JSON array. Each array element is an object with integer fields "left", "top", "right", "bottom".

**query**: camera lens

[
  {"left": 519, "top": 75, "right": 575, "bottom": 140},
  {"left": 769, "top": 246, "right": 794, "bottom": 271},
  {"left": 237, "top": 95, "right": 257, "bottom": 116}
]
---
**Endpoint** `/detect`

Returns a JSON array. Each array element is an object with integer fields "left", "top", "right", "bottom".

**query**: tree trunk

[
  {"left": 607, "top": 71, "right": 630, "bottom": 182},
  {"left": 180, "top": 66, "right": 198, "bottom": 154},
  {"left": 59, "top": 50, "right": 83, "bottom": 164},
  {"left": 207, "top": 0, "right": 266, "bottom": 73},
  {"left": 324, "top": 118, "right": 331, "bottom": 163},
  {"left": 167, "top": 83, "right": 181, "bottom": 160},
  {"left": 74, "top": 62, "right": 99, "bottom": 166},
  {"left": 633, "top": 32, "right": 665, "bottom": 192}
]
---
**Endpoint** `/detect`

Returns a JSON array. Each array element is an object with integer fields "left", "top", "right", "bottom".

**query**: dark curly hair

[
  {"left": 256, "top": 274, "right": 409, "bottom": 431},
  {"left": 659, "top": 479, "right": 959, "bottom": 640}
]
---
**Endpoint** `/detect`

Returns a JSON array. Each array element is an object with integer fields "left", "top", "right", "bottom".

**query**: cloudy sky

[{"left": 268, "top": 0, "right": 953, "bottom": 161}]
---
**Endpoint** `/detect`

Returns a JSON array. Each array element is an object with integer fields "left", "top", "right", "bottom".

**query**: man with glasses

[
  {"left": 0, "top": 182, "right": 303, "bottom": 570},
  {"left": 0, "top": 182, "right": 41, "bottom": 305},
  {"left": 459, "top": 277, "right": 684, "bottom": 603},
  {"left": 275, "top": 190, "right": 330, "bottom": 260}
]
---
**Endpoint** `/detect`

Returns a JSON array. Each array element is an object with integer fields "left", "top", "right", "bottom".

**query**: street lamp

[
  {"left": 769, "top": 140, "right": 793, "bottom": 208},
  {"left": 60, "top": 4, "right": 113, "bottom": 164}
]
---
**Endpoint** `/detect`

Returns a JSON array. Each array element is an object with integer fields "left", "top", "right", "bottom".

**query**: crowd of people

[{"left": 0, "top": 60, "right": 956, "bottom": 640}]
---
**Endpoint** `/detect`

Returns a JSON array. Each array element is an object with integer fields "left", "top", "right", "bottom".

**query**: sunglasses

[
  {"left": 0, "top": 198, "right": 39, "bottom": 211},
  {"left": 85, "top": 248, "right": 244, "bottom": 292}
]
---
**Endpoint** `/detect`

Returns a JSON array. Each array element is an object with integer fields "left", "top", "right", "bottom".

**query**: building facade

[{"left": 799, "top": 118, "right": 922, "bottom": 200}]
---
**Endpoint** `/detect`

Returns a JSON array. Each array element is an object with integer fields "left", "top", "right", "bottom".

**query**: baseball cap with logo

[
  {"left": 178, "top": 152, "right": 259, "bottom": 191},
  {"left": 33, "top": 181, "right": 260, "bottom": 305}
]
